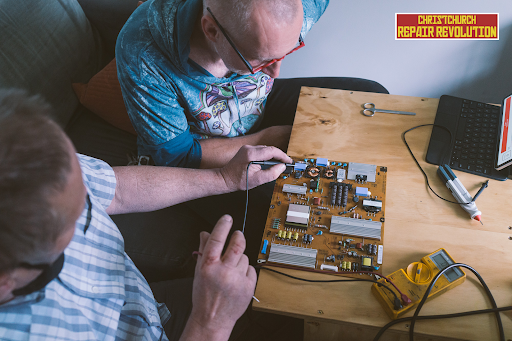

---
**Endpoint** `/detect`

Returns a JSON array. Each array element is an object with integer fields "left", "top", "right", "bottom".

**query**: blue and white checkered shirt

[{"left": 0, "top": 154, "right": 170, "bottom": 340}]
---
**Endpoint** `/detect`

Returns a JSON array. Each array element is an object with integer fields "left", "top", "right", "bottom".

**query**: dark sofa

[{"left": 0, "top": 0, "right": 213, "bottom": 282}]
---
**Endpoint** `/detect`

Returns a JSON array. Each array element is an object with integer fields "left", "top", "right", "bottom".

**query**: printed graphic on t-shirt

[{"left": 190, "top": 74, "right": 273, "bottom": 137}]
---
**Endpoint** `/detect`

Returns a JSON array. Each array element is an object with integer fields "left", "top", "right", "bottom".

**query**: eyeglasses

[
  {"left": 206, "top": 7, "right": 305, "bottom": 74},
  {"left": 18, "top": 253, "right": 64, "bottom": 271}
]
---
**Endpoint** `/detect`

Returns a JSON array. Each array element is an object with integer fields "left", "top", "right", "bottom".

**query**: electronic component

[
  {"left": 336, "top": 168, "right": 346, "bottom": 182},
  {"left": 377, "top": 245, "right": 383, "bottom": 264},
  {"left": 259, "top": 158, "right": 387, "bottom": 280},
  {"left": 367, "top": 244, "right": 374, "bottom": 255},
  {"left": 330, "top": 216, "right": 382, "bottom": 240},
  {"left": 342, "top": 185, "right": 349, "bottom": 207},
  {"left": 310, "top": 179, "right": 319, "bottom": 191},
  {"left": 286, "top": 203, "right": 310, "bottom": 227},
  {"left": 283, "top": 184, "right": 307, "bottom": 195},
  {"left": 267, "top": 243, "right": 317, "bottom": 269},
  {"left": 323, "top": 168, "right": 334, "bottom": 179},
  {"left": 306, "top": 166, "right": 320, "bottom": 178},
  {"left": 363, "top": 199, "right": 382, "bottom": 213},
  {"left": 320, "top": 264, "right": 338, "bottom": 272},
  {"left": 361, "top": 256, "right": 373, "bottom": 271},
  {"left": 316, "top": 158, "right": 329, "bottom": 167},
  {"left": 355, "top": 187, "right": 370, "bottom": 197},
  {"left": 372, "top": 248, "right": 465, "bottom": 319},
  {"left": 347, "top": 162, "right": 377, "bottom": 183},
  {"left": 302, "top": 234, "right": 314, "bottom": 243},
  {"left": 261, "top": 240, "right": 269, "bottom": 254},
  {"left": 329, "top": 182, "right": 352, "bottom": 206},
  {"left": 294, "top": 162, "right": 307, "bottom": 171}
]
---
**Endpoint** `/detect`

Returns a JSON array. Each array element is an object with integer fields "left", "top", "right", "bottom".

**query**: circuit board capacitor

[
  {"left": 330, "top": 184, "right": 337, "bottom": 206},
  {"left": 342, "top": 184, "right": 349, "bottom": 207}
]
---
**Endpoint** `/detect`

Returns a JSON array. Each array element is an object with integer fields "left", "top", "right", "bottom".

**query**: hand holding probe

[{"left": 251, "top": 160, "right": 295, "bottom": 172}]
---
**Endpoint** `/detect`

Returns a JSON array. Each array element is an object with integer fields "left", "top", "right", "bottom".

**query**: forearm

[
  {"left": 106, "top": 166, "right": 229, "bottom": 215},
  {"left": 199, "top": 125, "right": 292, "bottom": 169},
  {"left": 179, "top": 318, "right": 233, "bottom": 341},
  {"left": 199, "top": 133, "right": 263, "bottom": 169}
]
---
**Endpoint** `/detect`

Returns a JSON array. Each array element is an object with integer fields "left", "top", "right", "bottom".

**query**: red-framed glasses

[{"left": 206, "top": 7, "right": 305, "bottom": 74}]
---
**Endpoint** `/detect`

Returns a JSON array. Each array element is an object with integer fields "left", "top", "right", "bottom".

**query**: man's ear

[
  {"left": 0, "top": 272, "right": 15, "bottom": 304},
  {"left": 202, "top": 14, "right": 221, "bottom": 43}
]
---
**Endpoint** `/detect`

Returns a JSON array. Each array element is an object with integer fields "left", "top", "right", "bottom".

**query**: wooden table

[{"left": 252, "top": 88, "right": 512, "bottom": 341}]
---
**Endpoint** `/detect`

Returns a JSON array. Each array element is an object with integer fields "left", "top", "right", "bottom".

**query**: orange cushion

[{"left": 72, "top": 58, "right": 137, "bottom": 135}]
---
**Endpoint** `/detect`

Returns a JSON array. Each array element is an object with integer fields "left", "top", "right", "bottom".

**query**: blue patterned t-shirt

[{"left": 116, "top": 0, "right": 329, "bottom": 167}]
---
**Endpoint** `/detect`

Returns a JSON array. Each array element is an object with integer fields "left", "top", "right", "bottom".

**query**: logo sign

[{"left": 396, "top": 13, "right": 498, "bottom": 40}]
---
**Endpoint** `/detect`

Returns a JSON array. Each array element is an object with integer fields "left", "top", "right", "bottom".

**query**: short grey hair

[
  {"left": 0, "top": 89, "right": 71, "bottom": 273},
  {"left": 205, "top": 0, "right": 302, "bottom": 39}
]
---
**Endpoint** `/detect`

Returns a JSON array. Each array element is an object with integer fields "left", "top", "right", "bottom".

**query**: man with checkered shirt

[{"left": 0, "top": 89, "right": 293, "bottom": 340}]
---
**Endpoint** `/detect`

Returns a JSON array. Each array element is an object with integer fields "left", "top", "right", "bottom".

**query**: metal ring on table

[{"left": 362, "top": 103, "right": 376, "bottom": 117}]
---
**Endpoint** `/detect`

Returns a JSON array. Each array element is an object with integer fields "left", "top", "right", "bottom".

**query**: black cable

[
  {"left": 402, "top": 124, "right": 475, "bottom": 205},
  {"left": 260, "top": 262, "right": 511, "bottom": 341},
  {"left": 373, "top": 306, "right": 512, "bottom": 341},
  {"left": 257, "top": 265, "right": 399, "bottom": 303},
  {"left": 372, "top": 262, "right": 507, "bottom": 341},
  {"left": 409, "top": 263, "right": 503, "bottom": 341},
  {"left": 242, "top": 162, "right": 252, "bottom": 234}
]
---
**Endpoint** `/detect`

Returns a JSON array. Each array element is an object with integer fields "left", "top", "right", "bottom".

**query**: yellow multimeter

[{"left": 371, "top": 248, "right": 466, "bottom": 319}]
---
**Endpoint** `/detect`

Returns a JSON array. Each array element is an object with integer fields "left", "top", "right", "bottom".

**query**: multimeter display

[
  {"left": 372, "top": 248, "right": 466, "bottom": 319},
  {"left": 430, "top": 250, "right": 463, "bottom": 283}
]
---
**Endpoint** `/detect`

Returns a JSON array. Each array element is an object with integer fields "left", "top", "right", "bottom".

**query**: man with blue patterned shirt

[
  {"left": 0, "top": 89, "right": 293, "bottom": 340},
  {"left": 118, "top": 0, "right": 387, "bottom": 169},
  {"left": 117, "top": 0, "right": 341, "bottom": 168}
]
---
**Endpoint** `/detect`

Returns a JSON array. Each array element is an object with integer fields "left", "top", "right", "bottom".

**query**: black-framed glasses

[
  {"left": 206, "top": 7, "right": 305, "bottom": 74},
  {"left": 18, "top": 253, "right": 64, "bottom": 271}
]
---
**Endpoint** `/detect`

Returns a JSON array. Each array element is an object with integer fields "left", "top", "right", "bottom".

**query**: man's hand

[
  {"left": 219, "top": 145, "right": 293, "bottom": 191},
  {"left": 182, "top": 215, "right": 256, "bottom": 341}
]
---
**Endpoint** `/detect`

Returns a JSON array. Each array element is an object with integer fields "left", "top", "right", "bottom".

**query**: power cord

[
  {"left": 372, "top": 262, "right": 510, "bottom": 341},
  {"left": 409, "top": 263, "right": 503, "bottom": 341},
  {"left": 257, "top": 262, "right": 511, "bottom": 341},
  {"left": 257, "top": 264, "right": 402, "bottom": 309},
  {"left": 242, "top": 162, "right": 251, "bottom": 234},
  {"left": 402, "top": 124, "right": 480, "bottom": 205}
]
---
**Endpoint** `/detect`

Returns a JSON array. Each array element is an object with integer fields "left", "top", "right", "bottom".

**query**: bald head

[
  {"left": 205, "top": 0, "right": 303, "bottom": 40},
  {"left": 202, "top": 0, "right": 303, "bottom": 77}
]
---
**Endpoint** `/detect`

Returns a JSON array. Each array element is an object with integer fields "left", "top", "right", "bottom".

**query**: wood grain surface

[{"left": 253, "top": 88, "right": 512, "bottom": 341}]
